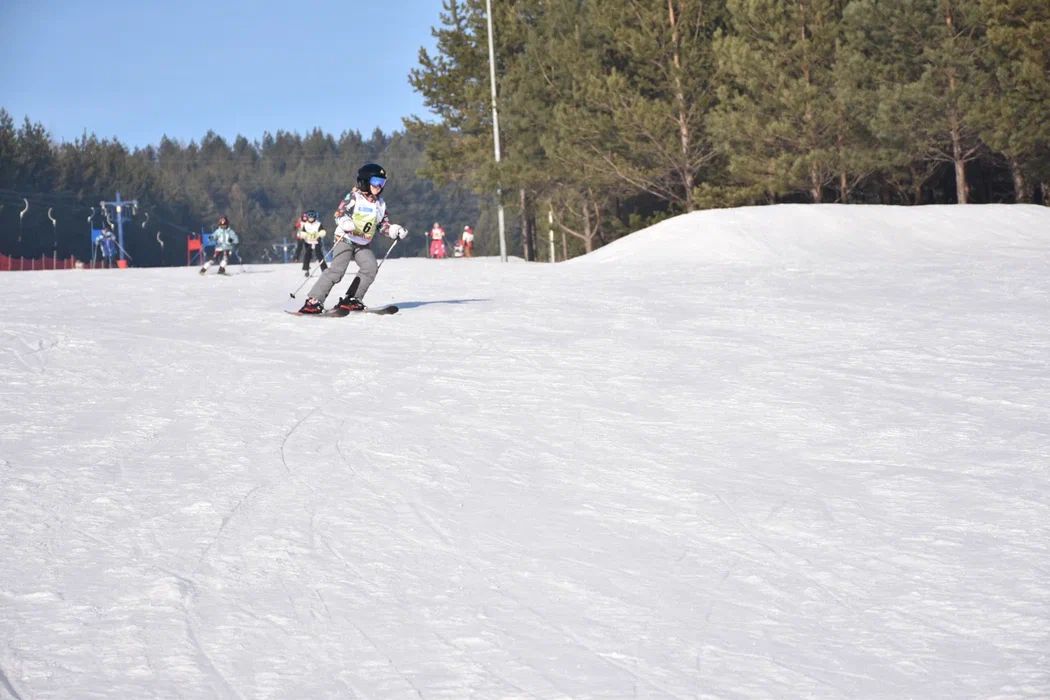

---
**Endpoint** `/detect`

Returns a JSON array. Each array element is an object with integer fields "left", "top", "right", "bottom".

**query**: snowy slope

[{"left": 2, "top": 204, "right": 1049, "bottom": 699}]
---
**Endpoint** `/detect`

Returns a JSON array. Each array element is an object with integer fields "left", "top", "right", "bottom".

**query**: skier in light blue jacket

[{"left": 199, "top": 215, "right": 240, "bottom": 275}]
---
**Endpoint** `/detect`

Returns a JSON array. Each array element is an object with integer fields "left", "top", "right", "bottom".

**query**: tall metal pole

[
  {"left": 548, "top": 205, "right": 556, "bottom": 263},
  {"left": 485, "top": 0, "right": 508, "bottom": 262},
  {"left": 48, "top": 207, "right": 57, "bottom": 268},
  {"left": 115, "top": 192, "right": 126, "bottom": 261},
  {"left": 100, "top": 191, "right": 138, "bottom": 264}
]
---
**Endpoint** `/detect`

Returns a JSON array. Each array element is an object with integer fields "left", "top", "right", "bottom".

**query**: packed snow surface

[{"left": 2, "top": 204, "right": 1049, "bottom": 699}]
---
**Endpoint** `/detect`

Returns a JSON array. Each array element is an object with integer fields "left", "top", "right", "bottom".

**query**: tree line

[
  {"left": 0, "top": 112, "right": 482, "bottom": 267},
  {"left": 2, "top": 0, "right": 1046, "bottom": 266},
  {"left": 408, "top": 0, "right": 1049, "bottom": 259}
]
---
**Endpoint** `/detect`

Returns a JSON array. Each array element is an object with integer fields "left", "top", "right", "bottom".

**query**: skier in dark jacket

[{"left": 297, "top": 210, "right": 328, "bottom": 276}]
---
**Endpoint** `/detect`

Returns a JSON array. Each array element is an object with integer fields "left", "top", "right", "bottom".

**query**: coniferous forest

[
  {"left": 2, "top": 0, "right": 1047, "bottom": 265},
  {"left": 0, "top": 119, "right": 482, "bottom": 267}
]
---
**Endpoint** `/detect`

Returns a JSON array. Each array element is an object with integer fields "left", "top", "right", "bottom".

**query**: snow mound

[
  {"left": 575, "top": 204, "right": 1050, "bottom": 267},
  {"left": 2, "top": 203, "right": 1049, "bottom": 698}
]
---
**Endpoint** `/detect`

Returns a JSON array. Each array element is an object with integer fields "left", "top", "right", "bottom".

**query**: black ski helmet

[{"left": 357, "top": 163, "right": 387, "bottom": 192}]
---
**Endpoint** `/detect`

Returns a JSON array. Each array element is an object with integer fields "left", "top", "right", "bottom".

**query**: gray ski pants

[{"left": 307, "top": 239, "right": 378, "bottom": 303}]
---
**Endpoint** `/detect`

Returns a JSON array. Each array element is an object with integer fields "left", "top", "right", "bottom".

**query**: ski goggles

[{"left": 369, "top": 176, "right": 387, "bottom": 188}]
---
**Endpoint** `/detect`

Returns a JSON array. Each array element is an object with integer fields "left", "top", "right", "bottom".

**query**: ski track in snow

[{"left": 1, "top": 204, "right": 1049, "bottom": 698}]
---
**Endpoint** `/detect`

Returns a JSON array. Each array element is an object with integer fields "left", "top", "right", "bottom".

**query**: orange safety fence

[{"left": 0, "top": 253, "right": 96, "bottom": 271}]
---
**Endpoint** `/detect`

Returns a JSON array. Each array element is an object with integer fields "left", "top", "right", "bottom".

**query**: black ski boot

[{"left": 336, "top": 296, "right": 365, "bottom": 313}]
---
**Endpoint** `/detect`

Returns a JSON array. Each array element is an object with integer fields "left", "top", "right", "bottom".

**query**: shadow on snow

[{"left": 394, "top": 298, "right": 490, "bottom": 310}]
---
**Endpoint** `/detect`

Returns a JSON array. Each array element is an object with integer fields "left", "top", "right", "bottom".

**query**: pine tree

[
  {"left": 497, "top": 0, "right": 617, "bottom": 253},
  {"left": 406, "top": 0, "right": 493, "bottom": 188},
  {"left": 407, "top": 0, "right": 515, "bottom": 254},
  {"left": 0, "top": 110, "right": 17, "bottom": 189},
  {"left": 14, "top": 117, "right": 58, "bottom": 193},
  {"left": 543, "top": 0, "right": 724, "bottom": 213},
  {"left": 710, "top": 0, "right": 848, "bottom": 203},
  {"left": 974, "top": 0, "right": 1050, "bottom": 202},
  {"left": 847, "top": 0, "right": 989, "bottom": 203}
]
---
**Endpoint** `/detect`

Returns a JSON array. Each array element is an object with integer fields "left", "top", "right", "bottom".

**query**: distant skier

[
  {"left": 292, "top": 212, "right": 308, "bottom": 262},
  {"left": 297, "top": 210, "right": 328, "bottom": 276},
  {"left": 199, "top": 215, "right": 239, "bottom": 275},
  {"left": 296, "top": 163, "right": 407, "bottom": 314},
  {"left": 98, "top": 224, "right": 117, "bottom": 268},
  {"left": 461, "top": 225, "right": 475, "bottom": 257},
  {"left": 429, "top": 222, "right": 447, "bottom": 259}
]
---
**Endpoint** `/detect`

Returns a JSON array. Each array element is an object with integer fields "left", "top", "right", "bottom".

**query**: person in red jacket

[
  {"left": 429, "top": 222, "right": 447, "bottom": 259},
  {"left": 461, "top": 225, "right": 475, "bottom": 257}
]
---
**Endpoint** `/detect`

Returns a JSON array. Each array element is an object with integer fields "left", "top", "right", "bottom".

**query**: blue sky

[{"left": 0, "top": 0, "right": 444, "bottom": 148}]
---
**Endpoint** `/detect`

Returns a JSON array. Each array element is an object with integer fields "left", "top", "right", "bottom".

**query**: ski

[
  {"left": 285, "top": 305, "right": 398, "bottom": 317},
  {"left": 325, "top": 305, "right": 399, "bottom": 316}
]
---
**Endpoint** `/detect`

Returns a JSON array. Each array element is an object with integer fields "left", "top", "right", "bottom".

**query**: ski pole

[
  {"left": 344, "top": 238, "right": 400, "bottom": 300},
  {"left": 114, "top": 241, "right": 133, "bottom": 265},
  {"left": 288, "top": 256, "right": 327, "bottom": 299},
  {"left": 289, "top": 237, "right": 400, "bottom": 299},
  {"left": 377, "top": 237, "right": 399, "bottom": 270}
]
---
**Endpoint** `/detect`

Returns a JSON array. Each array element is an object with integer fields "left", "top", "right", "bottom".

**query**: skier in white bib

[
  {"left": 296, "top": 209, "right": 327, "bottom": 276},
  {"left": 297, "top": 163, "right": 407, "bottom": 314}
]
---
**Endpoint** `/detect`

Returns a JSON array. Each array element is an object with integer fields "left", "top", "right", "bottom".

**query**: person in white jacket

[
  {"left": 297, "top": 163, "right": 407, "bottom": 314},
  {"left": 297, "top": 210, "right": 327, "bottom": 276},
  {"left": 199, "top": 216, "right": 239, "bottom": 275}
]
